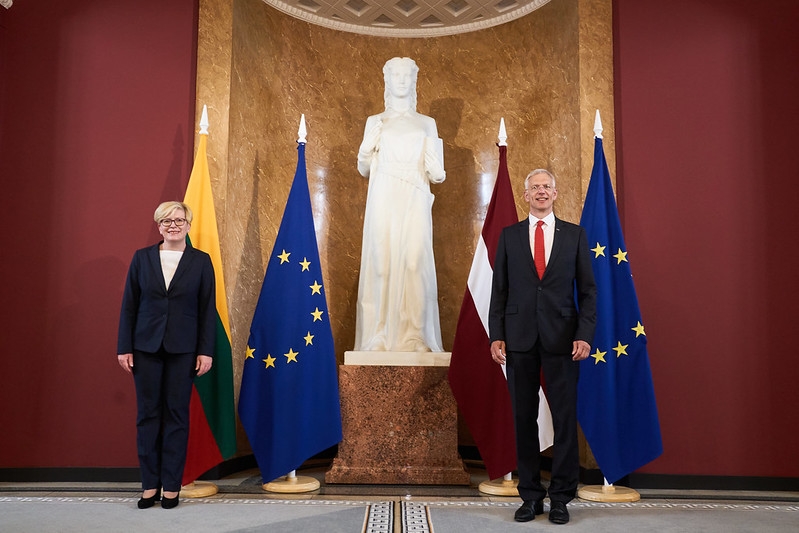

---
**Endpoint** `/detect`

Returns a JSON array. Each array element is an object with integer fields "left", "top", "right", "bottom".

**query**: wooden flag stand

[
  {"left": 264, "top": 470, "right": 320, "bottom": 493},
  {"left": 478, "top": 473, "right": 519, "bottom": 496},
  {"left": 578, "top": 480, "right": 640, "bottom": 502},
  {"left": 180, "top": 481, "right": 219, "bottom": 498},
  {"left": 478, "top": 475, "right": 641, "bottom": 501}
]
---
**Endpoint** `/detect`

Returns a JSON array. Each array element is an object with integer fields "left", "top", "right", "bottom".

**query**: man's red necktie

[{"left": 535, "top": 220, "right": 546, "bottom": 279}]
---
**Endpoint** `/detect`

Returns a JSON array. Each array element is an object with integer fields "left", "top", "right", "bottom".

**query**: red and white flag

[{"left": 448, "top": 143, "right": 554, "bottom": 481}]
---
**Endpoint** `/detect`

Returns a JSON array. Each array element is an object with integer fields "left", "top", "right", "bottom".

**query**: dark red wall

[
  {"left": 1, "top": 0, "right": 797, "bottom": 480},
  {"left": 615, "top": 0, "right": 799, "bottom": 477},
  {"left": 0, "top": 0, "right": 198, "bottom": 468}
]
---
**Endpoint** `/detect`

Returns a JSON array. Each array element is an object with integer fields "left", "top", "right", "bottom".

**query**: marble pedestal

[{"left": 325, "top": 352, "right": 470, "bottom": 485}]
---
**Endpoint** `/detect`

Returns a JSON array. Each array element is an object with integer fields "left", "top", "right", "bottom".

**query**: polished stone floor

[
  {"left": 3, "top": 463, "right": 798, "bottom": 503},
  {"left": 3, "top": 464, "right": 798, "bottom": 533}
]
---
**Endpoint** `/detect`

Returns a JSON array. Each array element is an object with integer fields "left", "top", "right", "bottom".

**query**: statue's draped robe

[{"left": 354, "top": 114, "right": 445, "bottom": 352}]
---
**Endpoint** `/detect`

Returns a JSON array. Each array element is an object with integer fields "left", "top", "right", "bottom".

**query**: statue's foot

[{"left": 395, "top": 337, "right": 431, "bottom": 352}]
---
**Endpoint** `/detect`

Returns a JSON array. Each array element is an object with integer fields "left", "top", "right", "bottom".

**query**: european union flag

[
  {"left": 577, "top": 135, "right": 663, "bottom": 484},
  {"left": 238, "top": 142, "right": 342, "bottom": 484}
]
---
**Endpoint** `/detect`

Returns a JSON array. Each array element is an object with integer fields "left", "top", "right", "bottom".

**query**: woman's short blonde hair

[{"left": 153, "top": 201, "right": 193, "bottom": 224}]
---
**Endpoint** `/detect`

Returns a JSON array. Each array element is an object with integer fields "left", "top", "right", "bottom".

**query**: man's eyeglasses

[
  {"left": 526, "top": 184, "right": 553, "bottom": 192},
  {"left": 159, "top": 218, "right": 187, "bottom": 227}
]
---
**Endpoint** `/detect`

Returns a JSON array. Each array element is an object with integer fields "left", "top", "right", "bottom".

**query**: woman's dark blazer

[{"left": 117, "top": 242, "right": 216, "bottom": 356}]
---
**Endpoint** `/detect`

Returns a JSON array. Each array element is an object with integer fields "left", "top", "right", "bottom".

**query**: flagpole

[
  {"left": 576, "top": 110, "right": 640, "bottom": 504},
  {"left": 260, "top": 114, "right": 320, "bottom": 495},
  {"left": 180, "top": 104, "right": 220, "bottom": 500},
  {"left": 476, "top": 118, "right": 519, "bottom": 497}
]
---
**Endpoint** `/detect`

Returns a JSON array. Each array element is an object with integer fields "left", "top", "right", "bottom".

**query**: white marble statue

[{"left": 354, "top": 57, "right": 446, "bottom": 353}]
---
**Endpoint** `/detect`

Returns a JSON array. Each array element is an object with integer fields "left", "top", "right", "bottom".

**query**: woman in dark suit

[{"left": 117, "top": 201, "right": 216, "bottom": 509}]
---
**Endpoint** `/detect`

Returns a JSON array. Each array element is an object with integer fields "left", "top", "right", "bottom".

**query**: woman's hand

[
  {"left": 196, "top": 355, "right": 213, "bottom": 377},
  {"left": 117, "top": 353, "right": 133, "bottom": 373}
]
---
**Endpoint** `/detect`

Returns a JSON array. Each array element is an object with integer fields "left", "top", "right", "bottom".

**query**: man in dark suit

[{"left": 489, "top": 169, "right": 597, "bottom": 525}]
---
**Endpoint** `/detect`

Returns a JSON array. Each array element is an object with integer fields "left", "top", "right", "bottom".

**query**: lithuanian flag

[{"left": 181, "top": 107, "right": 237, "bottom": 485}]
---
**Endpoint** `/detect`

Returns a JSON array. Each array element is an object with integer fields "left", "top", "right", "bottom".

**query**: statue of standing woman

[{"left": 354, "top": 57, "right": 446, "bottom": 353}]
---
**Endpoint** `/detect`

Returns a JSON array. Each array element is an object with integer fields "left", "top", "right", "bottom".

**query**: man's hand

[
  {"left": 572, "top": 340, "right": 590, "bottom": 361},
  {"left": 491, "top": 340, "right": 507, "bottom": 365}
]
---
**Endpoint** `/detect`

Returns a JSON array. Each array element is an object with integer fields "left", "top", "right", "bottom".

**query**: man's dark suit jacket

[
  {"left": 489, "top": 217, "right": 597, "bottom": 354},
  {"left": 117, "top": 242, "right": 216, "bottom": 356}
]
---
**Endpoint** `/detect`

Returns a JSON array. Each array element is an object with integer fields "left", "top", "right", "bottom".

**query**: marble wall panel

[{"left": 197, "top": 2, "right": 613, "bottom": 462}]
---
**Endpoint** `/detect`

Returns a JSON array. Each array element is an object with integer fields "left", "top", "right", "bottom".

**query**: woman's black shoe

[
  {"left": 161, "top": 494, "right": 180, "bottom": 509},
  {"left": 137, "top": 492, "right": 160, "bottom": 509}
]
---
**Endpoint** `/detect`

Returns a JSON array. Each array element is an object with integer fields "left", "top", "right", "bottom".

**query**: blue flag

[
  {"left": 577, "top": 137, "right": 663, "bottom": 484},
  {"left": 238, "top": 142, "right": 342, "bottom": 484}
]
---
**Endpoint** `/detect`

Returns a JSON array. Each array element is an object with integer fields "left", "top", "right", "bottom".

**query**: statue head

[{"left": 383, "top": 57, "right": 418, "bottom": 112}]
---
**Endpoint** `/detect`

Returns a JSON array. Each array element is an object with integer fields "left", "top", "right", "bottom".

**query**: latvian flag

[{"left": 448, "top": 143, "right": 554, "bottom": 481}]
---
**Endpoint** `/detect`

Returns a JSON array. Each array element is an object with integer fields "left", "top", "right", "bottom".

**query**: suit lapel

[
  {"left": 513, "top": 220, "right": 537, "bottom": 275},
  {"left": 169, "top": 244, "right": 194, "bottom": 292},
  {"left": 548, "top": 217, "right": 565, "bottom": 269},
  {"left": 145, "top": 244, "right": 168, "bottom": 294}
]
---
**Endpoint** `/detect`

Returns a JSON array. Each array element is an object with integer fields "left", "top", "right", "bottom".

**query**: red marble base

[{"left": 325, "top": 363, "right": 470, "bottom": 485}]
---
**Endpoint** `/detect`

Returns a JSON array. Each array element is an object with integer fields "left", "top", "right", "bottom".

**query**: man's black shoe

[
  {"left": 548, "top": 501, "right": 570, "bottom": 524},
  {"left": 514, "top": 500, "right": 544, "bottom": 522}
]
